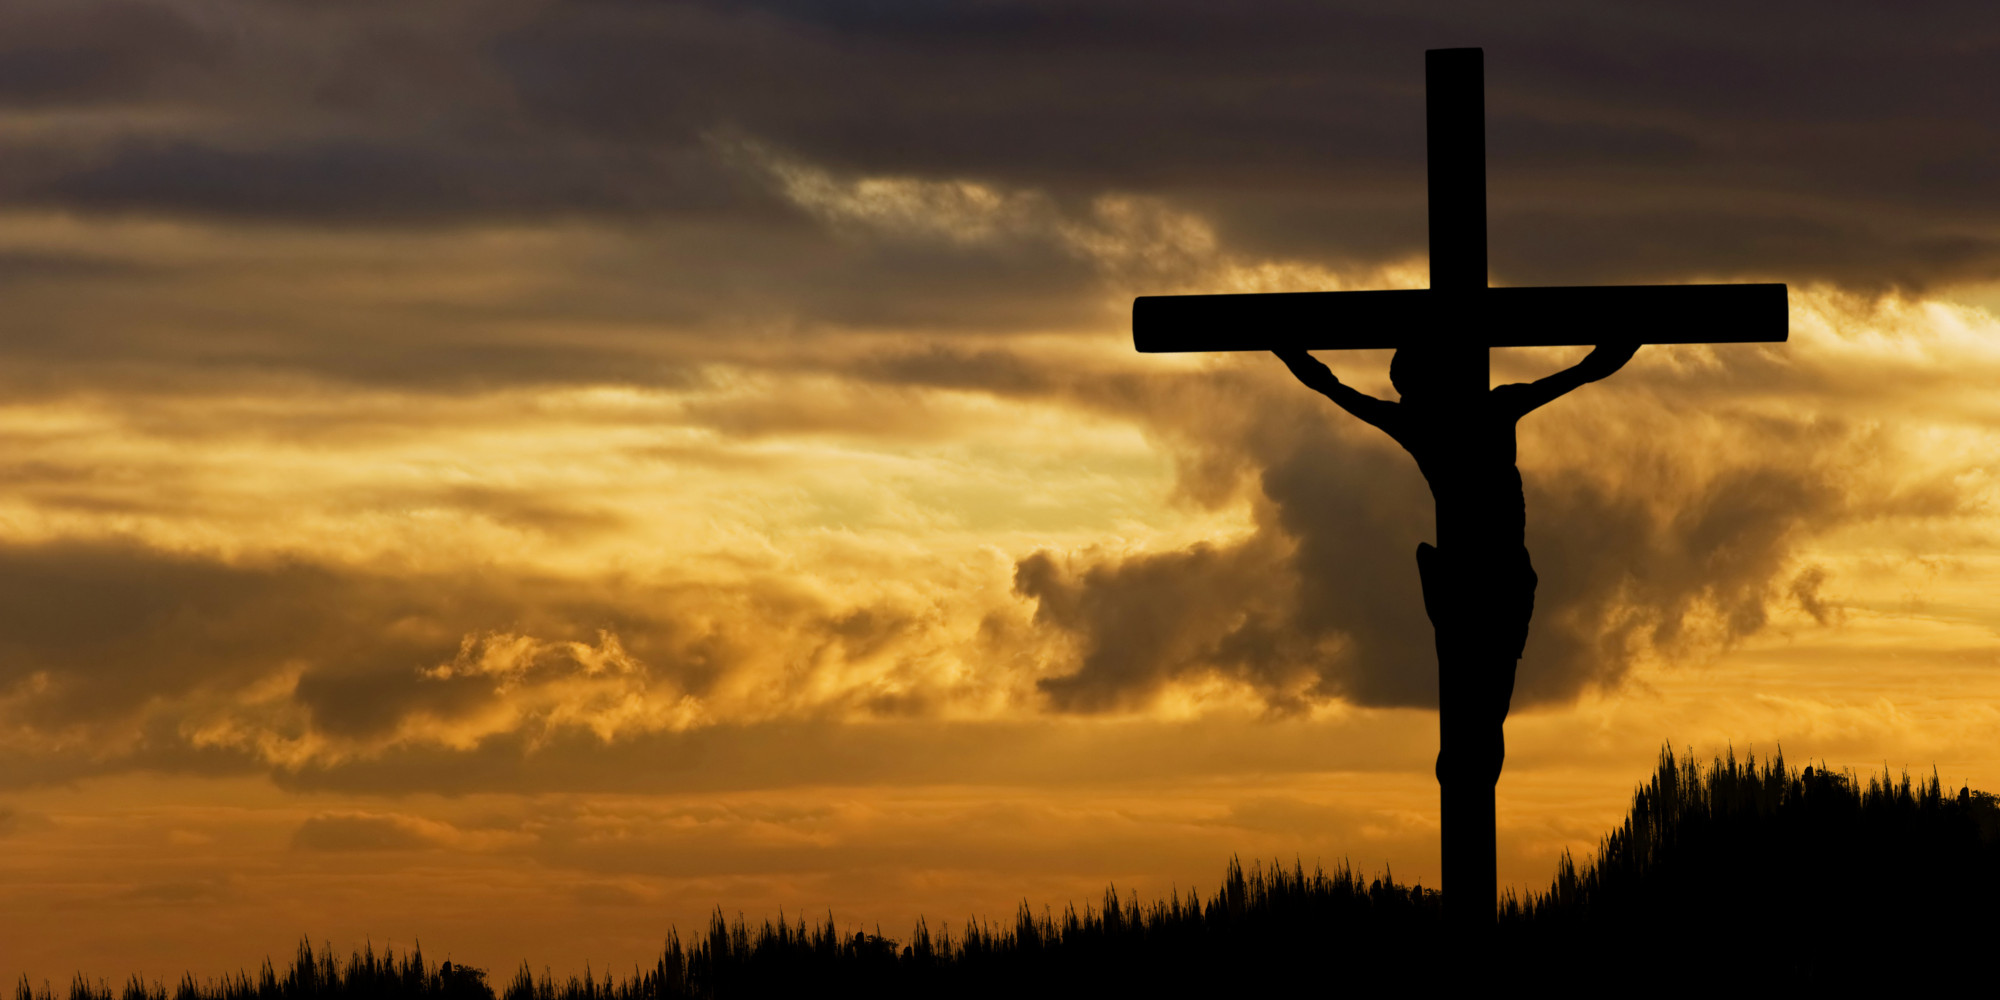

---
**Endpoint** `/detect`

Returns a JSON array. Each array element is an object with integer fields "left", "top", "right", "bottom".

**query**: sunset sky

[{"left": 5, "top": 0, "right": 2000, "bottom": 983}]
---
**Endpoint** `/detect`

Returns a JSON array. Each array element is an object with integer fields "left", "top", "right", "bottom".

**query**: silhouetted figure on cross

[
  {"left": 1274, "top": 340, "right": 1637, "bottom": 788},
  {"left": 1129, "top": 47, "right": 1787, "bottom": 929}
]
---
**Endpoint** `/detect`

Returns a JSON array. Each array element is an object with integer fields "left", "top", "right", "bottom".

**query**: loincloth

[{"left": 1415, "top": 542, "right": 1539, "bottom": 661}]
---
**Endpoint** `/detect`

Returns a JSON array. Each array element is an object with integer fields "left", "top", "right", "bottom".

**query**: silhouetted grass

[
  {"left": 493, "top": 857, "right": 1436, "bottom": 998},
  {"left": 18, "top": 939, "right": 491, "bottom": 1000},
  {"left": 22, "top": 860, "right": 1431, "bottom": 1000},
  {"left": 35, "top": 745, "right": 2000, "bottom": 997},
  {"left": 1500, "top": 744, "right": 2000, "bottom": 985}
]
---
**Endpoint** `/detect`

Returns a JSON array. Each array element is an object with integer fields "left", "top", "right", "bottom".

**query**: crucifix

[{"left": 1132, "top": 48, "right": 1787, "bottom": 930}]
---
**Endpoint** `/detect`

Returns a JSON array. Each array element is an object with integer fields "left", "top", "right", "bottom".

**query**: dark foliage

[
  {"left": 1501, "top": 744, "right": 2000, "bottom": 987},
  {"left": 499, "top": 858, "right": 1435, "bottom": 998},
  {"left": 38, "top": 746, "right": 2000, "bottom": 997},
  {"left": 20, "top": 940, "right": 490, "bottom": 1000},
  {"left": 25, "top": 861, "right": 1432, "bottom": 1000}
]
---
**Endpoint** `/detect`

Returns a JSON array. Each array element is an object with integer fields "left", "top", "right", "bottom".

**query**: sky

[{"left": 4, "top": 0, "right": 2000, "bottom": 984}]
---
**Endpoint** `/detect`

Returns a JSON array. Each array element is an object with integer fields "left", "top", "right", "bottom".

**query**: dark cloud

[
  {"left": 1511, "top": 450, "right": 1849, "bottom": 704},
  {"left": 0, "top": 544, "right": 351, "bottom": 722},
  {"left": 0, "top": 1, "right": 1985, "bottom": 290},
  {"left": 0, "top": 207, "right": 1105, "bottom": 397},
  {"left": 0, "top": 540, "right": 731, "bottom": 742},
  {"left": 0, "top": 537, "right": 1213, "bottom": 791},
  {"left": 293, "top": 652, "right": 491, "bottom": 741},
  {"left": 1010, "top": 380, "right": 1444, "bottom": 711},
  {"left": 0, "top": 5, "right": 1979, "bottom": 398},
  {"left": 0, "top": 0, "right": 219, "bottom": 107},
  {"left": 1015, "top": 358, "right": 1948, "bottom": 713},
  {"left": 1490, "top": 210, "right": 2000, "bottom": 292},
  {"left": 14, "top": 137, "right": 742, "bottom": 224},
  {"left": 0, "top": 709, "right": 1432, "bottom": 795},
  {"left": 1016, "top": 535, "right": 1318, "bottom": 712},
  {"left": 1256, "top": 421, "right": 1441, "bottom": 707},
  {"left": 266, "top": 715, "right": 1432, "bottom": 797}
]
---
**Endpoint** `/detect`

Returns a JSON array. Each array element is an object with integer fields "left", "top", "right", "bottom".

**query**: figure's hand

[
  {"left": 1275, "top": 349, "right": 1337, "bottom": 389},
  {"left": 1581, "top": 339, "right": 1640, "bottom": 379}
]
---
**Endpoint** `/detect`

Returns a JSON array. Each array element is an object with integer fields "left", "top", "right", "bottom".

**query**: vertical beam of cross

[
  {"left": 1427, "top": 48, "right": 1486, "bottom": 292},
  {"left": 1425, "top": 47, "right": 1500, "bottom": 935}
]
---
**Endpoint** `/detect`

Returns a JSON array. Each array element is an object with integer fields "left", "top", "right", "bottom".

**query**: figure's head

[{"left": 1389, "top": 347, "right": 1447, "bottom": 401}]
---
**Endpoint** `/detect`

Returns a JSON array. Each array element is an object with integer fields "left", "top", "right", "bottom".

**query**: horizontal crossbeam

[{"left": 1132, "top": 282, "right": 1787, "bottom": 353}]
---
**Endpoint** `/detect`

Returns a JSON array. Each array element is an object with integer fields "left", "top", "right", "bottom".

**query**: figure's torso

[{"left": 1391, "top": 390, "right": 1527, "bottom": 553}]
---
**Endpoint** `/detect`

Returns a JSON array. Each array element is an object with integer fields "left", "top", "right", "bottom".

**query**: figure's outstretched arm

[
  {"left": 1275, "top": 350, "right": 1402, "bottom": 437},
  {"left": 1497, "top": 339, "right": 1641, "bottom": 418}
]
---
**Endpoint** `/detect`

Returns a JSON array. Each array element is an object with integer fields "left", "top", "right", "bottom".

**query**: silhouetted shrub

[{"left": 1500, "top": 744, "right": 2000, "bottom": 987}]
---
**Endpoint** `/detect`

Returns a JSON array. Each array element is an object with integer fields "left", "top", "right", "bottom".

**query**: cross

[{"left": 1131, "top": 48, "right": 1787, "bottom": 932}]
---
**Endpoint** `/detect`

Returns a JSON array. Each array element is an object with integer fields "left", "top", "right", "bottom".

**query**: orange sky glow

[{"left": 3, "top": 1, "right": 1998, "bottom": 986}]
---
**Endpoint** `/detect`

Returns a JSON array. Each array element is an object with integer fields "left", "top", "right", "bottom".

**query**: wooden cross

[{"left": 1131, "top": 48, "right": 1787, "bottom": 930}]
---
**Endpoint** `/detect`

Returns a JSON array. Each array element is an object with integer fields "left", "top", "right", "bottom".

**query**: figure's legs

[
  {"left": 1420, "top": 543, "right": 1536, "bottom": 786},
  {"left": 1479, "top": 551, "right": 1536, "bottom": 776},
  {"left": 1418, "top": 542, "right": 1537, "bottom": 932}
]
